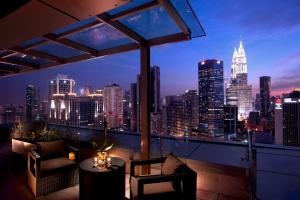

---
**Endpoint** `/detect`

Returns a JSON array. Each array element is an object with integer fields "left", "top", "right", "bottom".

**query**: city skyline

[{"left": 0, "top": 0, "right": 300, "bottom": 105}]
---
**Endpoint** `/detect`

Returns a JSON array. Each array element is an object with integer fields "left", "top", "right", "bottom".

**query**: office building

[
  {"left": 198, "top": 59, "right": 224, "bottom": 136},
  {"left": 283, "top": 94, "right": 300, "bottom": 146},
  {"left": 274, "top": 97, "right": 283, "bottom": 145},
  {"left": 260, "top": 76, "right": 271, "bottom": 117},
  {"left": 226, "top": 41, "right": 252, "bottom": 120},
  {"left": 26, "top": 85, "right": 41, "bottom": 121},
  {"left": 224, "top": 105, "right": 238, "bottom": 134},
  {"left": 103, "top": 84, "right": 124, "bottom": 129},
  {"left": 130, "top": 83, "right": 138, "bottom": 132},
  {"left": 123, "top": 91, "right": 131, "bottom": 130}
]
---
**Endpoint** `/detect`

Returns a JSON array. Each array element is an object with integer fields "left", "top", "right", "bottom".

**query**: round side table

[{"left": 79, "top": 157, "right": 125, "bottom": 200}]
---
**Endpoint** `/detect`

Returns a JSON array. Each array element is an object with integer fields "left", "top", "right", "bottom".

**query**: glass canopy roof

[{"left": 0, "top": 0, "right": 205, "bottom": 77}]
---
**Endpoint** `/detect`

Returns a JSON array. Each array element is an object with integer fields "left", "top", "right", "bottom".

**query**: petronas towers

[{"left": 226, "top": 41, "right": 252, "bottom": 120}]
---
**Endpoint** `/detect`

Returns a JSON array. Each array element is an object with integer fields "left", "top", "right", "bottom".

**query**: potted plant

[{"left": 11, "top": 121, "right": 61, "bottom": 155}]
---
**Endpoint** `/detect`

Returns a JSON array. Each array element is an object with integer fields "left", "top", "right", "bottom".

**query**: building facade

[
  {"left": 283, "top": 97, "right": 300, "bottom": 146},
  {"left": 224, "top": 105, "right": 238, "bottom": 134},
  {"left": 26, "top": 85, "right": 40, "bottom": 121},
  {"left": 260, "top": 76, "right": 271, "bottom": 117},
  {"left": 103, "top": 84, "right": 124, "bottom": 129},
  {"left": 226, "top": 41, "right": 252, "bottom": 120},
  {"left": 198, "top": 59, "right": 224, "bottom": 136}
]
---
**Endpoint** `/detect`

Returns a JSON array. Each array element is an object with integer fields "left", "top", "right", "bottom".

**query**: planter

[{"left": 12, "top": 138, "right": 37, "bottom": 156}]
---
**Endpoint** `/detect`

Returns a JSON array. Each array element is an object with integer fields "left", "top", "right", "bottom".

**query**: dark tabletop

[{"left": 79, "top": 157, "right": 125, "bottom": 173}]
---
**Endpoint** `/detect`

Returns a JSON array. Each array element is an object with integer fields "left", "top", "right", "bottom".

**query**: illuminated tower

[
  {"left": 226, "top": 41, "right": 252, "bottom": 120},
  {"left": 103, "top": 84, "right": 124, "bottom": 129}
]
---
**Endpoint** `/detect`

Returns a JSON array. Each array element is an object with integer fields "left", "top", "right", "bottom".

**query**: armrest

[
  {"left": 65, "top": 145, "right": 79, "bottom": 152},
  {"left": 130, "top": 157, "right": 166, "bottom": 176},
  {"left": 136, "top": 172, "right": 189, "bottom": 184},
  {"left": 28, "top": 148, "right": 41, "bottom": 159},
  {"left": 135, "top": 173, "right": 189, "bottom": 198},
  {"left": 27, "top": 148, "right": 41, "bottom": 177}
]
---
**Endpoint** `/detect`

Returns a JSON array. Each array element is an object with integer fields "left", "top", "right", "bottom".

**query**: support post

[{"left": 140, "top": 46, "right": 151, "bottom": 174}]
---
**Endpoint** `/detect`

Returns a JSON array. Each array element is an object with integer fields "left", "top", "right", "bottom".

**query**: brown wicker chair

[
  {"left": 130, "top": 154, "right": 197, "bottom": 200},
  {"left": 27, "top": 140, "right": 79, "bottom": 197}
]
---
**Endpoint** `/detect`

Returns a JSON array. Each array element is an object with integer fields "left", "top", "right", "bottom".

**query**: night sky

[{"left": 0, "top": 0, "right": 300, "bottom": 105}]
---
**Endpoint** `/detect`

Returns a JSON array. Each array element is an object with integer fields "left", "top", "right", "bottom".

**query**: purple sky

[{"left": 1, "top": 0, "right": 300, "bottom": 105}]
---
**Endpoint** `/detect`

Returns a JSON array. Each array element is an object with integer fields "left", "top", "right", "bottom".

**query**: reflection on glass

[
  {"left": 119, "top": 6, "right": 181, "bottom": 39},
  {"left": 67, "top": 23, "right": 133, "bottom": 51},
  {"left": 34, "top": 42, "right": 85, "bottom": 59}
]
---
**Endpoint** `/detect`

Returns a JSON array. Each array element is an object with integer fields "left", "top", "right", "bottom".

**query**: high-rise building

[
  {"left": 248, "top": 111, "right": 260, "bottom": 131},
  {"left": 260, "top": 76, "right": 271, "bottom": 117},
  {"left": 48, "top": 74, "right": 76, "bottom": 97},
  {"left": 26, "top": 85, "right": 40, "bottom": 121},
  {"left": 162, "top": 95, "right": 185, "bottom": 136},
  {"left": 123, "top": 91, "right": 131, "bottom": 130},
  {"left": 0, "top": 105, "right": 25, "bottom": 125},
  {"left": 130, "top": 83, "right": 138, "bottom": 132},
  {"left": 133, "top": 66, "right": 161, "bottom": 133},
  {"left": 255, "top": 93, "right": 260, "bottom": 111},
  {"left": 274, "top": 97, "right": 283, "bottom": 145},
  {"left": 283, "top": 91, "right": 300, "bottom": 146},
  {"left": 224, "top": 105, "right": 238, "bottom": 134},
  {"left": 198, "top": 59, "right": 224, "bottom": 136},
  {"left": 183, "top": 90, "right": 199, "bottom": 131},
  {"left": 226, "top": 41, "right": 252, "bottom": 120},
  {"left": 162, "top": 90, "right": 199, "bottom": 137},
  {"left": 150, "top": 65, "right": 160, "bottom": 113},
  {"left": 103, "top": 84, "right": 124, "bottom": 129}
]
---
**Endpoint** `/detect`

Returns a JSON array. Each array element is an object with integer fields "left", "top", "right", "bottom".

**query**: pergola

[{"left": 0, "top": 0, "right": 205, "bottom": 166}]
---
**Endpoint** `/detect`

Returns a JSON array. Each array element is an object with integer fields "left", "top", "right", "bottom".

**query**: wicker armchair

[
  {"left": 27, "top": 140, "right": 79, "bottom": 197},
  {"left": 130, "top": 154, "right": 197, "bottom": 200}
]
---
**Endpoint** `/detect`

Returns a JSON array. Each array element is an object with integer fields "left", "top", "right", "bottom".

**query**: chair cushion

[
  {"left": 131, "top": 177, "right": 175, "bottom": 199},
  {"left": 37, "top": 140, "right": 65, "bottom": 159},
  {"left": 162, "top": 154, "right": 185, "bottom": 175},
  {"left": 40, "top": 157, "right": 76, "bottom": 171}
]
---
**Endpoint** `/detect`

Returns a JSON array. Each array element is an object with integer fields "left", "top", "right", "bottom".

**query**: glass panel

[
  {"left": 0, "top": 50, "right": 14, "bottom": 57},
  {"left": 19, "top": 37, "right": 46, "bottom": 48},
  {"left": 118, "top": 6, "right": 181, "bottom": 39},
  {"left": 52, "top": 17, "right": 98, "bottom": 35},
  {"left": 0, "top": 62, "right": 24, "bottom": 71},
  {"left": 34, "top": 42, "right": 85, "bottom": 59},
  {"left": 7, "top": 53, "right": 51, "bottom": 65},
  {"left": 67, "top": 23, "right": 133, "bottom": 51},
  {"left": 170, "top": 0, "right": 206, "bottom": 38},
  {"left": 108, "top": 0, "right": 152, "bottom": 15}
]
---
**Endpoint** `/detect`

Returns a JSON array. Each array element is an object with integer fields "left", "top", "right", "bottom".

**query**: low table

[{"left": 79, "top": 157, "right": 126, "bottom": 200}]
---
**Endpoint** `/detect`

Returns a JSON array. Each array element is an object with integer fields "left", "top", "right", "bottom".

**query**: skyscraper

[
  {"left": 130, "top": 83, "right": 138, "bottom": 132},
  {"left": 224, "top": 105, "right": 238, "bottom": 134},
  {"left": 26, "top": 85, "right": 40, "bottom": 121},
  {"left": 103, "top": 84, "right": 124, "bottom": 129},
  {"left": 260, "top": 76, "right": 271, "bottom": 117},
  {"left": 150, "top": 65, "right": 160, "bottom": 113},
  {"left": 198, "top": 59, "right": 224, "bottom": 136},
  {"left": 123, "top": 91, "right": 131, "bottom": 130},
  {"left": 255, "top": 93, "right": 260, "bottom": 111},
  {"left": 48, "top": 74, "right": 76, "bottom": 97},
  {"left": 133, "top": 65, "right": 161, "bottom": 133},
  {"left": 226, "top": 41, "right": 252, "bottom": 120},
  {"left": 274, "top": 97, "right": 283, "bottom": 145},
  {"left": 282, "top": 90, "right": 300, "bottom": 146}
]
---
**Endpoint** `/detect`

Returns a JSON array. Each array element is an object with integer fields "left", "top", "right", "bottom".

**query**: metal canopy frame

[
  {"left": 0, "top": 0, "right": 205, "bottom": 164},
  {"left": 0, "top": 0, "right": 205, "bottom": 75}
]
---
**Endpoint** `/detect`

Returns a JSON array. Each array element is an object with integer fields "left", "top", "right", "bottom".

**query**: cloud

[
  {"left": 272, "top": 68, "right": 300, "bottom": 91},
  {"left": 215, "top": 0, "right": 300, "bottom": 38}
]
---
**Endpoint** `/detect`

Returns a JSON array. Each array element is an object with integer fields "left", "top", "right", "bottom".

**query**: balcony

[
  {"left": 1, "top": 124, "right": 300, "bottom": 199},
  {"left": 1, "top": 1, "right": 300, "bottom": 200}
]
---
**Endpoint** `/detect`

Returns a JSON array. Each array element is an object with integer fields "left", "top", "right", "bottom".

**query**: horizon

[{"left": 0, "top": 0, "right": 300, "bottom": 105}]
